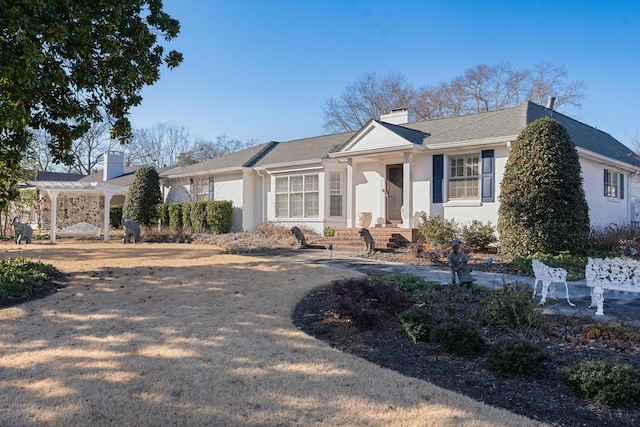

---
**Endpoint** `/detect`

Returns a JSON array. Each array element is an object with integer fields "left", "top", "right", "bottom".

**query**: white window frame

[
  {"left": 275, "top": 174, "right": 319, "bottom": 218},
  {"left": 448, "top": 154, "right": 480, "bottom": 200},
  {"left": 329, "top": 172, "right": 343, "bottom": 217},
  {"left": 605, "top": 169, "right": 619, "bottom": 198}
]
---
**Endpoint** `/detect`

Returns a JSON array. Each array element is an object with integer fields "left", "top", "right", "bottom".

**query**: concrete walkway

[{"left": 256, "top": 248, "right": 640, "bottom": 327}]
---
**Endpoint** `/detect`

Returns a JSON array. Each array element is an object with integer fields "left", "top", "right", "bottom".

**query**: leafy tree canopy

[{"left": 0, "top": 0, "right": 183, "bottom": 210}]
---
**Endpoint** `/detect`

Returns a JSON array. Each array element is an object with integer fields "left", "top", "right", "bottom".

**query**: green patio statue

[{"left": 448, "top": 239, "right": 473, "bottom": 286}]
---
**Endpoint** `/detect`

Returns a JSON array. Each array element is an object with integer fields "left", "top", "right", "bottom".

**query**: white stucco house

[{"left": 160, "top": 100, "right": 640, "bottom": 237}]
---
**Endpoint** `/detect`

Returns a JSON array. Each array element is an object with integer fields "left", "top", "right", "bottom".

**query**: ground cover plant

[
  {"left": 0, "top": 256, "right": 60, "bottom": 303},
  {"left": 293, "top": 274, "right": 640, "bottom": 426}
]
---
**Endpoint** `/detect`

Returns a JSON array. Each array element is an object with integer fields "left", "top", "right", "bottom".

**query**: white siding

[{"left": 581, "top": 159, "right": 630, "bottom": 226}]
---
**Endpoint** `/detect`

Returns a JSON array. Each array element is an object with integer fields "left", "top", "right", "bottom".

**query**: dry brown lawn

[{"left": 0, "top": 241, "right": 547, "bottom": 426}]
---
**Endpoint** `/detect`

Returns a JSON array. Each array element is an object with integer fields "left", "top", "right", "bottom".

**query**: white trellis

[{"left": 29, "top": 181, "right": 126, "bottom": 243}]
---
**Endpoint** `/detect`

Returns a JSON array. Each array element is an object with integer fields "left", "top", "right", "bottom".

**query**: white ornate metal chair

[{"left": 532, "top": 259, "right": 575, "bottom": 306}]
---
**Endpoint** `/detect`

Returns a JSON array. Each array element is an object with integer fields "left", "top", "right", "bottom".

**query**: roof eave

[
  {"left": 423, "top": 135, "right": 517, "bottom": 150},
  {"left": 576, "top": 147, "right": 640, "bottom": 172},
  {"left": 329, "top": 144, "right": 426, "bottom": 159}
]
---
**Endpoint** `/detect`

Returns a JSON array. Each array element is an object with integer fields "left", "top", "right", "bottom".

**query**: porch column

[
  {"left": 103, "top": 190, "right": 114, "bottom": 243},
  {"left": 47, "top": 190, "right": 59, "bottom": 244},
  {"left": 346, "top": 158, "right": 355, "bottom": 228},
  {"left": 403, "top": 153, "right": 414, "bottom": 228}
]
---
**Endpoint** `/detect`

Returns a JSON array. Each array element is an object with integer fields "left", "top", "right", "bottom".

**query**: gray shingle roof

[
  {"left": 35, "top": 171, "right": 85, "bottom": 181},
  {"left": 164, "top": 101, "right": 640, "bottom": 176},
  {"left": 251, "top": 131, "right": 357, "bottom": 167}
]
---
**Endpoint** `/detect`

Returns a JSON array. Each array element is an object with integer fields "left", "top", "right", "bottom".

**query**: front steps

[{"left": 325, "top": 227, "right": 420, "bottom": 252}]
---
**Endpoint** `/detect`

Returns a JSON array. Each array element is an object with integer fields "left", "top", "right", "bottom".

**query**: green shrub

[
  {"left": 561, "top": 361, "right": 640, "bottom": 407},
  {"left": 398, "top": 307, "right": 438, "bottom": 343},
  {"left": 168, "top": 203, "right": 183, "bottom": 231},
  {"left": 478, "top": 284, "right": 544, "bottom": 339},
  {"left": 417, "top": 215, "right": 458, "bottom": 246},
  {"left": 0, "top": 257, "right": 59, "bottom": 299},
  {"left": 191, "top": 201, "right": 208, "bottom": 233},
  {"left": 122, "top": 166, "right": 162, "bottom": 226},
  {"left": 323, "top": 226, "right": 335, "bottom": 237},
  {"left": 332, "top": 277, "right": 413, "bottom": 328},
  {"left": 430, "top": 318, "right": 484, "bottom": 355},
  {"left": 182, "top": 202, "right": 192, "bottom": 231},
  {"left": 206, "top": 200, "right": 233, "bottom": 234},
  {"left": 157, "top": 204, "right": 169, "bottom": 228},
  {"left": 498, "top": 118, "right": 590, "bottom": 257},
  {"left": 460, "top": 220, "right": 497, "bottom": 249},
  {"left": 109, "top": 205, "right": 123, "bottom": 228},
  {"left": 485, "top": 338, "right": 551, "bottom": 377}
]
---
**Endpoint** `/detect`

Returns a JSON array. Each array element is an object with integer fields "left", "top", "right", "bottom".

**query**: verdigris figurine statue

[
  {"left": 122, "top": 217, "right": 140, "bottom": 244},
  {"left": 12, "top": 216, "right": 33, "bottom": 244},
  {"left": 448, "top": 239, "right": 473, "bottom": 286}
]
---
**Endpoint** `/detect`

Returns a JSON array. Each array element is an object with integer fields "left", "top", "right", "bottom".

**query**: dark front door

[{"left": 386, "top": 165, "right": 403, "bottom": 222}]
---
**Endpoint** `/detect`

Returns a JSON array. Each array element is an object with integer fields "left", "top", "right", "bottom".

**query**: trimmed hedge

[
  {"left": 110, "top": 205, "right": 123, "bottom": 228},
  {"left": 162, "top": 201, "right": 233, "bottom": 234}
]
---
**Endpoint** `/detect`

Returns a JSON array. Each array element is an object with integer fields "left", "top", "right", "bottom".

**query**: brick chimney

[{"left": 103, "top": 150, "right": 124, "bottom": 181}]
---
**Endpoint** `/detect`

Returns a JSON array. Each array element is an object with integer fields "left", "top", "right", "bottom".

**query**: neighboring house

[{"left": 161, "top": 100, "right": 640, "bottom": 235}]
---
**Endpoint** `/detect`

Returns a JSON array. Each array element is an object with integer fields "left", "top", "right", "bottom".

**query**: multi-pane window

[
  {"left": 604, "top": 169, "right": 622, "bottom": 198},
  {"left": 448, "top": 155, "right": 479, "bottom": 199},
  {"left": 275, "top": 174, "right": 319, "bottom": 218},
  {"left": 329, "top": 172, "right": 343, "bottom": 217}
]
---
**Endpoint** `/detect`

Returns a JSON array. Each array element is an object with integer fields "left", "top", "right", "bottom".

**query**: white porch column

[
  {"left": 103, "top": 190, "right": 114, "bottom": 243},
  {"left": 403, "top": 152, "right": 414, "bottom": 228},
  {"left": 47, "top": 190, "right": 59, "bottom": 244},
  {"left": 241, "top": 169, "right": 255, "bottom": 231},
  {"left": 346, "top": 158, "right": 355, "bottom": 228}
]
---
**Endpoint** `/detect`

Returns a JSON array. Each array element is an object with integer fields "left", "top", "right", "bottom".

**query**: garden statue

[
  {"left": 290, "top": 226, "right": 307, "bottom": 249},
  {"left": 448, "top": 239, "right": 473, "bottom": 286},
  {"left": 12, "top": 216, "right": 33, "bottom": 244},
  {"left": 359, "top": 228, "right": 375, "bottom": 253},
  {"left": 122, "top": 217, "right": 140, "bottom": 244}
]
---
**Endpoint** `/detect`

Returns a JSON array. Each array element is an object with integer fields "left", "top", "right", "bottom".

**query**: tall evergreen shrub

[
  {"left": 206, "top": 200, "right": 233, "bottom": 234},
  {"left": 168, "top": 202, "right": 183, "bottom": 230},
  {"left": 498, "top": 117, "right": 589, "bottom": 257},
  {"left": 122, "top": 166, "right": 162, "bottom": 226}
]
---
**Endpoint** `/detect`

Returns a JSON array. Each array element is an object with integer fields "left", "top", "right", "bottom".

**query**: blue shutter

[
  {"left": 433, "top": 155, "right": 443, "bottom": 203},
  {"left": 621, "top": 173, "right": 625, "bottom": 200},
  {"left": 603, "top": 169, "right": 608, "bottom": 197},
  {"left": 481, "top": 150, "right": 494, "bottom": 202}
]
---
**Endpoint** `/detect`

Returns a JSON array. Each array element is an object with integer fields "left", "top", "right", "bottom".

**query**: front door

[{"left": 386, "top": 165, "right": 403, "bottom": 223}]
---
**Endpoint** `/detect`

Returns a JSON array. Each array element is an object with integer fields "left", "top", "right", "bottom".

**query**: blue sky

[{"left": 130, "top": 0, "right": 640, "bottom": 147}]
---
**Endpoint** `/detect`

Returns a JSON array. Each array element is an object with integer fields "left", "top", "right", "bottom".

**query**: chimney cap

[{"left": 546, "top": 96, "right": 556, "bottom": 110}]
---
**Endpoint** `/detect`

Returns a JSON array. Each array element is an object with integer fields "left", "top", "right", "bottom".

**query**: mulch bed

[{"left": 292, "top": 283, "right": 640, "bottom": 427}]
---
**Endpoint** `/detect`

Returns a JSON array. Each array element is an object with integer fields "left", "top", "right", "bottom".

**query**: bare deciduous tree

[
  {"left": 322, "top": 71, "right": 415, "bottom": 133},
  {"left": 69, "top": 120, "right": 118, "bottom": 175},
  {"left": 175, "top": 135, "right": 260, "bottom": 166},
  {"left": 324, "top": 63, "right": 586, "bottom": 131},
  {"left": 126, "top": 122, "right": 192, "bottom": 167}
]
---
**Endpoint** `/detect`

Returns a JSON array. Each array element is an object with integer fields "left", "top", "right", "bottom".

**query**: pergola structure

[{"left": 29, "top": 180, "right": 127, "bottom": 243}]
